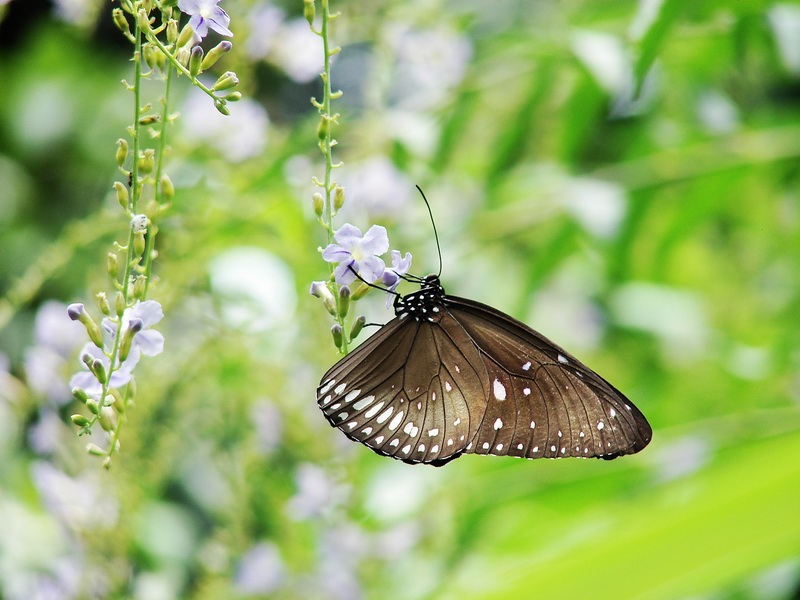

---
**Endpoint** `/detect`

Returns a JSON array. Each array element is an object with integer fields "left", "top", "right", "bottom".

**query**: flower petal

[
  {"left": 359, "top": 225, "right": 390, "bottom": 256},
  {"left": 135, "top": 330, "right": 165, "bottom": 357},
  {"left": 321, "top": 244, "right": 351, "bottom": 263},
  {"left": 332, "top": 224, "right": 363, "bottom": 248},
  {"left": 128, "top": 300, "right": 164, "bottom": 327},
  {"left": 333, "top": 260, "right": 357, "bottom": 285},
  {"left": 358, "top": 256, "right": 386, "bottom": 283}
]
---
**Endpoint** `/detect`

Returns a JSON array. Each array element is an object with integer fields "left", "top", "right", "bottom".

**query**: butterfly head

[{"left": 394, "top": 274, "right": 446, "bottom": 321}]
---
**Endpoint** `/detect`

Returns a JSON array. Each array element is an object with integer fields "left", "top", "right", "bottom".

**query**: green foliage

[{"left": 0, "top": 0, "right": 799, "bottom": 598}]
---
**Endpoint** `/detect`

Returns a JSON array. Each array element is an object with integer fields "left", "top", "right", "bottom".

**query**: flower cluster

[
  {"left": 66, "top": 301, "right": 164, "bottom": 463},
  {"left": 311, "top": 223, "right": 412, "bottom": 350}
]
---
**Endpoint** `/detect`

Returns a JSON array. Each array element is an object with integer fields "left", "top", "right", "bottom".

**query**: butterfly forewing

[
  {"left": 446, "top": 296, "right": 652, "bottom": 459},
  {"left": 317, "top": 275, "right": 652, "bottom": 465}
]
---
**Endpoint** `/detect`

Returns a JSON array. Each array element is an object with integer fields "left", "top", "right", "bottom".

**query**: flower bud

[
  {"left": 113, "top": 181, "right": 129, "bottom": 210},
  {"left": 224, "top": 91, "right": 242, "bottom": 102},
  {"left": 107, "top": 253, "right": 119, "bottom": 280},
  {"left": 143, "top": 43, "right": 159, "bottom": 69},
  {"left": 333, "top": 185, "right": 345, "bottom": 212},
  {"left": 137, "top": 149, "right": 155, "bottom": 174},
  {"left": 103, "top": 456, "right": 112, "bottom": 470},
  {"left": 96, "top": 292, "right": 111, "bottom": 316},
  {"left": 68, "top": 303, "right": 104, "bottom": 348},
  {"left": 310, "top": 281, "right": 337, "bottom": 315},
  {"left": 304, "top": 0, "right": 316, "bottom": 26},
  {"left": 91, "top": 358, "right": 107, "bottom": 384},
  {"left": 133, "top": 232, "right": 146, "bottom": 258},
  {"left": 115, "top": 292, "right": 126, "bottom": 317},
  {"left": 350, "top": 281, "right": 371, "bottom": 301},
  {"left": 115, "top": 138, "right": 128, "bottom": 166},
  {"left": 211, "top": 71, "right": 239, "bottom": 92},
  {"left": 214, "top": 99, "right": 231, "bottom": 116},
  {"left": 189, "top": 45, "right": 203, "bottom": 77},
  {"left": 98, "top": 406, "right": 117, "bottom": 432},
  {"left": 338, "top": 285, "right": 351, "bottom": 318},
  {"left": 138, "top": 114, "right": 160, "bottom": 126},
  {"left": 177, "top": 24, "right": 195, "bottom": 48},
  {"left": 331, "top": 324, "right": 344, "bottom": 349},
  {"left": 159, "top": 173, "right": 174, "bottom": 200},
  {"left": 72, "top": 387, "right": 90, "bottom": 404},
  {"left": 71, "top": 414, "right": 91, "bottom": 427},
  {"left": 86, "top": 443, "right": 106, "bottom": 456},
  {"left": 350, "top": 315, "right": 366, "bottom": 340},
  {"left": 133, "top": 275, "right": 147, "bottom": 299},
  {"left": 200, "top": 40, "right": 232, "bottom": 71},
  {"left": 137, "top": 9, "right": 151, "bottom": 33},
  {"left": 317, "top": 116, "right": 329, "bottom": 140},
  {"left": 118, "top": 318, "right": 143, "bottom": 362},
  {"left": 312, "top": 192, "right": 324, "bottom": 217},
  {"left": 86, "top": 398, "right": 100, "bottom": 415},
  {"left": 112, "top": 8, "right": 132, "bottom": 38},
  {"left": 166, "top": 18, "right": 179, "bottom": 44}
]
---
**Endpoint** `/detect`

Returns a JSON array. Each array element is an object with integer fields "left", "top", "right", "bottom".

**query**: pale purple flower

[
  {"left": 69, "top": 343, "right": 140, "bottom": 397},
  {"left": 380, "top": 250, "right": 412, "bottom": 308},
  {"left": 102, "top": 300, "right": 165, "bottom": 357},
  {"left": 234, "top": 542, "right": 286, "bottom": 595},
  {"left": 322, "top": 224, "right": 389, "bottom": 285},
  {"left": 178, "top": 0, "right": 233, "bottom": 40}
]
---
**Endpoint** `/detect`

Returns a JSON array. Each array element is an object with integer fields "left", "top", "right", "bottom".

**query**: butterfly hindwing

[{"left": 445, "top": 296, "right": 652, "bottom": 459}]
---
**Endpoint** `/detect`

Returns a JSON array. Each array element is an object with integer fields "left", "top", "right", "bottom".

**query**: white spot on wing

[
  {"left": 445, "top": 381, "right": 452, "bottom": 392},
  {"left": 334, "top": 383, "right": 347, "bottom": 394},
  {"left": 523, "top": 388, "right": 531, "bottom": 396},
  {"left": 557, "top": 354, "right": 569, "bottom": 364},
  {"left": 389, "top": 438, "right": 399, "bottom": 447},
  {"left": 361, "top": 427, "right": 373, "bottom": 435},
  {"left": 493, "top": 418, "right": 503, "bottom": 430},
  {"left": 493, "top": 379, "right": 507, "bottom": 401},
  {"left": 610, "top": 408, "right": 617, "bottom": 418},
  {"left": 530, "top": 421, "right": 536, "bottom": 429},
  {"left": 522, "top": 361, "right": 531, "bottom": 370},
  {"left": 417, "top": 444, "right": 426, "bottom": 452},
  {"left": 364, "top": 402, "right": 385, "bottom": 419},
  {"left": 453, "top": 418, "right": 461, "bottom": 426},
  {"left": 401, "top": 444, "right": 411, "bottom": 454},
  {"left": 375, "top": 435, "right": 384, "bottom": 444},
  {"left": 496, "top": 443, "right": 504, "bottom": 451},
  {"left": 431, "top": 444, "right": 439, "bottom": 453},
  {"left": 319, "top": 379, "right": 335, "bottom": 395},
  {"left": 598, "top": 421, "right": 605, "bottom": 430},
  {"left": 388, "top": 411, "right": 404, "bottom": 431},
  {"left": 428, "top": 428, "right": 439, "bottom": 437},
  {"left": 482, "top": 442, "right": 490, "bottom": 450},
  {"left": 352, "top": 395, "right": 375, "bottom": 411},
  {"left": 376, "top": 406, "right": 394, "bottom": 424},
  {"left": 344, "top": 389, "right": 361, "bottom": 403},
  {"left": 347, "top": 422, "right": 358, "bottom": 430}
]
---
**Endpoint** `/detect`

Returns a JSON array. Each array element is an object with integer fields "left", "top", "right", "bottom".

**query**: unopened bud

[
  {"left": 71, "top": 414, "right": 91, "bottom": 427},
  {"left": 115, "top": 138, "right": 128, "bottom": 166},
  {"left": 137, "top": 149, "right": 155, "bottom": 174},
  {"left": 331, "top": 324, "right": 344, "bottom": 349},
  {"left": 68, "top": 303, "right": 104, "bottom": 348},
  {"left": 310, "top": 281, "right": 337, "bottom": 315},
  {"left": 137, "top": 9, "right": 151, "bottom": 33},
  {"left": 350, "top": 281, "right": 371, "bottom": 301},
  {"left": 166, "top": 18, "right": 179, "bottom": 44},
  {"left": 98, "top": 406, "right": 117, "bottom": 432},
  {"left": 317, "top": 116, "right": 329, "bottom": 140},
  {"left": 86, "top": 443, "right": 106, "bottom": 456},
  {"left": 115, "top": 292, "right": 126, "bottom": 317},
  {"left": 214, "top": 99, "right": 231, "bottom": 116},
  {"left": 201, "top": 40, "right": 232, "bottom": 71},
  {"left": 91, "top": 358, "right": 107, "bottom": 383},
  {"left": 223, "top": 91, "right": 242, "bottom": 102},
  {"left": 312, "top": 192, "right": 324, "bottom": 217},
  {"left": 112, "top": 8, "right": 132, "bottom": 38},
  {"left": 304, "top": 0, "right": 316, "bottom": 26},
  {"left": 338, "top": 285, "right": 351, "bottom": 318},
  {"left": 72, "top": 387, "right": 90, "bottom": 404},
  {"left": 107, "top": 253, "right": 119, "bottom": 280},
  {"left": 177, "top": 24, "right": 195, "bottom": 48},
  {"left": 113, "top": 181, "right": 129, "bottom": 210},
  {"left": 138, "top": 114, "right": 160, "bottom": 126},
  {"left": 159, "top": 173, "right": 174, "bottom": 200},
  {"left": 133, "top": 275, "right": 147, "bottom": 299},
  {"left": 86, "top": 398, "right": 100, "bottom": 415},
  {"left": 211, "top": 71, "right": 239, "bottom": 92},
  {"left": 350, "top": 315, "right": 366, "bottom": 340},
  {"left": 189, "top": 45, "right": 203, "bottom": 77},
  {"left": 119, "top": 318, "right": 143, "bottom": 362},
  {"left": 96, "top": 292, "right": 111, "bottom": 316},
  {"left": 333, "top": 185, "right": 345, "bottom": 212},
  {"left": 143, "top": 43, "right": 159, "bottom": 69},
  {"left": 133, "top": 232, "right": 146, "bottom": 258}
]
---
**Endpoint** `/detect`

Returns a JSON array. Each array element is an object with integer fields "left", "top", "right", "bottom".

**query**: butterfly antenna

[{"left": 415, "top": 185, "right": 442, "bottom": 278}]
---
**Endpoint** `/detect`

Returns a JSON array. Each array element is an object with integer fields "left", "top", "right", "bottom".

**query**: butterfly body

[{"left": 317, "top": 275, "right": 652, "bottom": 466}]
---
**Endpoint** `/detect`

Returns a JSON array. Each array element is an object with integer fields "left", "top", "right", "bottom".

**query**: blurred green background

[{"left": 1, "top": 0, "right": 799, "bottom": 598}]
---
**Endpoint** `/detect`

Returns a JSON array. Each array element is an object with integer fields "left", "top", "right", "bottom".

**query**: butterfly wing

[
  {"left": 317, "top": 313, "right": 487, "bottom": 465},
  {"left": 444, "top": 295, "right": 652, "bottom": 460}
]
